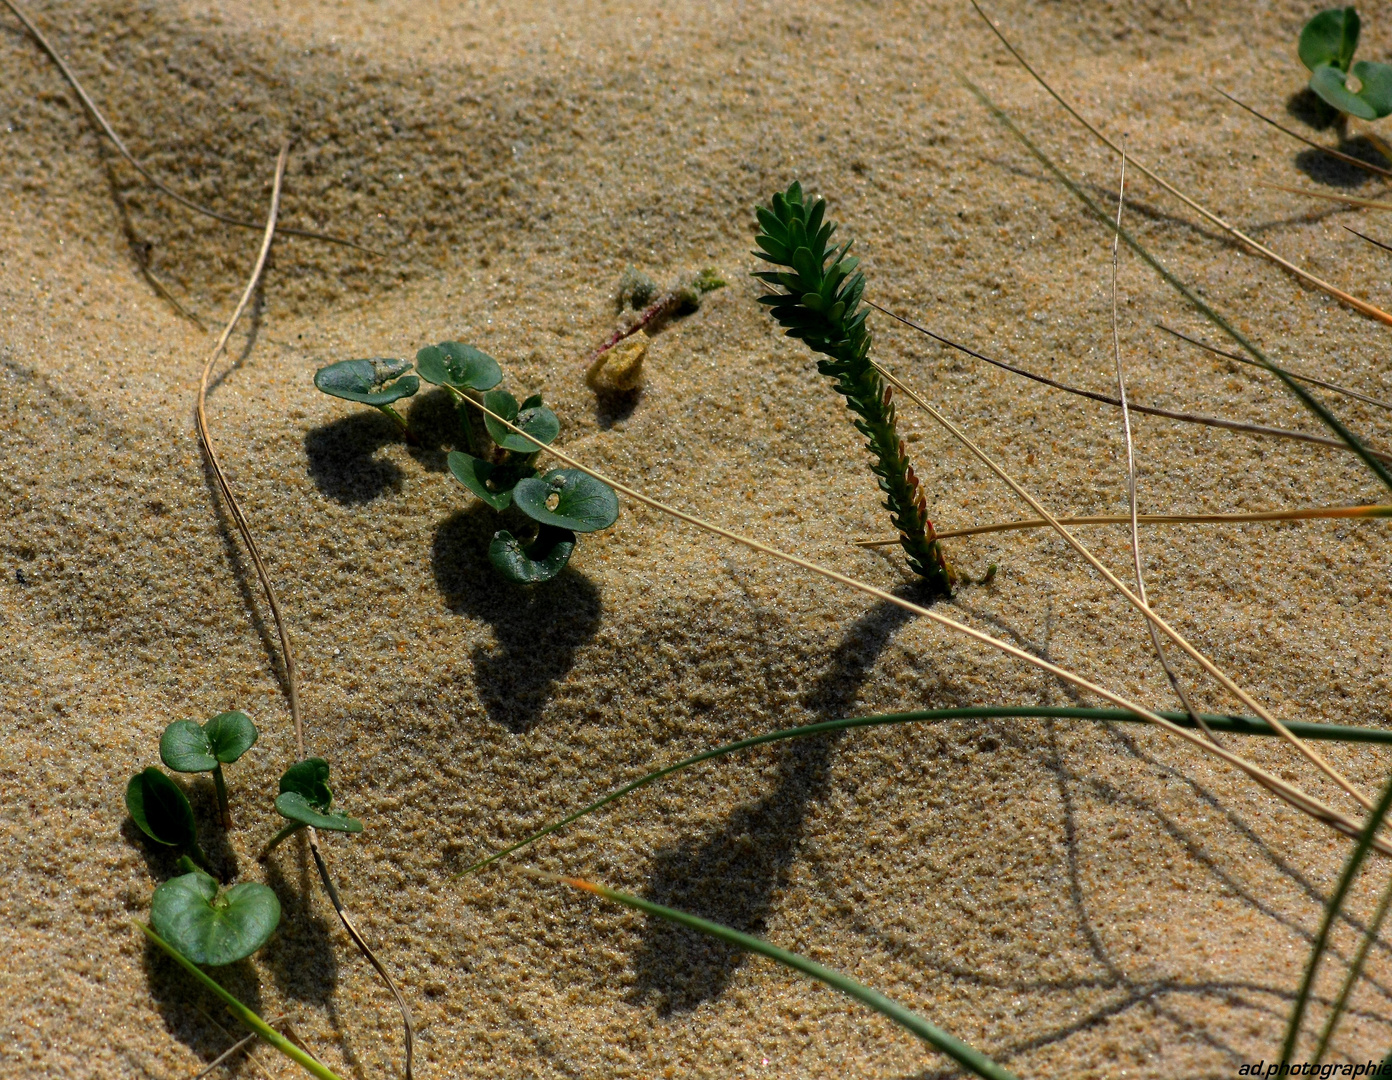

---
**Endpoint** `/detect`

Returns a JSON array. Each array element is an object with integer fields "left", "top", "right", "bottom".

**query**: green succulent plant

[
  {"left": 313, "top": 341, "right": 619, "bottom": 584},
  {"left": 160, "top": 710, "right": 259, "bottom": 829},
  {"left": 752, "top": 181, "right": 953, "bottom": 596},
  {"left": 265, "top": 758, "right": 364, "bottom": 852},
  {"left": 1299, "top": 7, "right": 1392, "bottom": 120}
]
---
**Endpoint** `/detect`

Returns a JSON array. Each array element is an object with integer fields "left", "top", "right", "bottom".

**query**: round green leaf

[
  {"left": 160, "top": 721, "right": 217, "bottom": 773},
  {"left": 482, "top": 389, "right": 561, "bottom": 451},
  {"left": 1352, "top": 59, "right": 1392, "bottom": 117},
  {"left": 414, "top": 342, "right": 503, "bottom": 390},
  {"left": 279, "top": 759, "right": 333, "bottom": 810},
  {"left": 203, "top": 711, "right": 258, "bottom": 764},
  {"left": 274, "top": 792, "right": 364, "bottom": 833},
  {"left": 488, "top": 526, "right": 577, "bottom": 583},
  {"left": 150, "top": 868, "right": 281, "bottom": 966},
  {"left": 1300, "top": 7, "right": 1360, "bottom": 72},
  {"left": 512, "top": 470, "right": 619, "bottom": 533},
  {"left": 126, "top": 768, "right": 197, "bottom": 848},
  {"left": 1310, "top": 63, "right": 1379, "bottom": 118},
  {"left": 313, "top": 358, "right": 421, "bottom": 405},
  {"left": 447, "top": 450, "right": 536, "bottom": 511}
]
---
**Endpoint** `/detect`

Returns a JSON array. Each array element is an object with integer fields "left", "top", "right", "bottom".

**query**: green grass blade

[
  {"left": 136, "top": 922, "right": 346, "bottom": 1080},
  {"left": 1281, "top": 768, "right": 1392, "bottom": 1062},
  {"left": 456, "top": 706, "right": 1392, "bottom": 878},
  {"left": 1312, "top": 865, "right": 1392, "bottom": 1064},
  {"left": 960, "top": 75, "right": 1392, "bottom": 496},
  {"left": 549, "top": 874, "right": 1020, "bottom": 1080}
]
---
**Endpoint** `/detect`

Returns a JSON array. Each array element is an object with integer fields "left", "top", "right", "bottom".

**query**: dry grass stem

[
  {"left": 971, "top": 0, "right": 1392, "bottom": 326},
  {"left": 0, "top": 0, "right": 380, "bottom": 256},
  {"left": 1219, "top": 90, "right": 1392, "bottom": 181},
  {"left": 192, "top": 143, "right": 413, "bottom": 1080},
  {"left": 866, "top": 358, "right": 1374, "bottom": 811},
  {"left": 853, "top": 503, "right": 1392, "bottom": 545},
  {"left": 865, "top": 301, "right": 1392, "bottom": 464},
  {"left": 1256, "top": 180, "right": 1392, "bottom": 215},
  {"left": 1155, "top": 321, "right": 1392, "bottom": 413},
  {"left": 461, "top": 394, "right": 1392, "bottom": 854}
]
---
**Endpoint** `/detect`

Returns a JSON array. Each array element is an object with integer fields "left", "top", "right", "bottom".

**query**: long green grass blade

[
  {"left": 136, "top": 922, "right": 346, "bottom": 1080},
  {"left": 457, "top": 706, "right": 1392, "bottom": 878},
  {"left": 549, "top": 874, "right": 1020, "bottom": 1080},
  {"left": 1281, "top": 769, "right": 1392, "bottom": 1062},
  {"left": 1313, "top": 865, "right": 1392, "bottom": 1064},
  {"left": 960, "top": 75, "right": 1392, "bottom": 496}
]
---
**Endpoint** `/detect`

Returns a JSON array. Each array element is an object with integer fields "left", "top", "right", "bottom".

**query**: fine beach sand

[{"left": 3, "top": 0, "right": 1392, "bottom": 1076}]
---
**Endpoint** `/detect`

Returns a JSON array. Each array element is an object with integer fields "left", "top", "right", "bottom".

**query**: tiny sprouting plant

[
  {"left": 150, "top": 855, "right": 281, "bottom": 965},
  {"left": 126, "top": 766, "right": 214, "bottom": 874},
  {"left": 160, "top": 710, "right": 259, "bottom": 829},
  {"left": 752, "top": 181, "right": 954, "bottom": 596},
  {"left": 585, "top": 266, "right": 727, "bottom": 390},
  {"left": 1299, "top": 7, "right": 1392, "bottom": 120},
  {"left": 314, "top": 340, "right": 619, "bottom": 583},
  {"left": 265, "top": 758, "right": 363, "bottom": 851}
]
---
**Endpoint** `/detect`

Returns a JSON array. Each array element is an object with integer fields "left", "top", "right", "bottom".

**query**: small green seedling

[
  {"left": 266, "top": 758, "right": 363, "bottom": 852},
  {"left": 1299, "top": 7, "right": 1392, "bottom": 120},
  {"left": 126, "top": 767, "right": 214, "bottom": 874},
  {"left": 150, "top": 856, "right": 281, "bottom": 966},
  {"left": 160, "top": 710, "right": 259, "bottom": 830},
  {"left": 314, "top": 340, "right": 620, "bottom": 584},
  {"left": 314, "top": 358, "right": 422, "bottom": 435}
]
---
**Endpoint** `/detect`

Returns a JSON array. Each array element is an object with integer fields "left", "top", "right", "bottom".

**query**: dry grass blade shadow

[
  {"left": 863, "top": 301, "right": 1392, "bottom": 465},
  {"left": 1218, "top": 90, "right": 1392, "bottom": 182},
  {"left": 1155, "top": 322, "right": 1392, "bottom": 413},
  {"left": 1283, "top": 769, "right": 1392, "bottom": 1064},
  {"left": 189, "top": 1013, "right": 290, "bottom": 1080},
  {"left": 969, "top": 0, "right": 1392, "bottom": 327},
  {"left": 0, "top": 0, "right": 381, "bottom": 256},
  {"left": 853, "top": 503, "right": 1392, "bottom": 546},
  {"left": 1108, "top": 156, "right": 1214, "bottom": 742},
  {"left": 528, "top": 871, "right": 1022, "bottom": 1080},
  {"left": 961, "top": 75, "right": 1392, "bottom": 498},
  {"left": 457, "top": 706, "right": 1392, "bottom": 881},
  {"left": 455, "top": 392, "right": 1392, "bottom": 855},
  {"left": 862, "top": 354, "right": 1375, "bottom": 813},
  {"left": 193, "top": 144, "right": 413, "bottom": 1079}
]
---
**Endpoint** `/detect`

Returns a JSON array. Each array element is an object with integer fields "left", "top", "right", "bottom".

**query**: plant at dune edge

[
  {"left": 160, "top": 710, "right": 259, "bottom": 829},
  {"left": 1299, "top": 6, "right": 1392, "bottom": 120},
  {"left": 753, "top": 181, "right": 954, "bottom": 596},
  {"left": 315, "top": 341, "right": 619, "bottom": 584},
  {"left": 127, "top": 716, "right": 358, "bottom": 1080}
]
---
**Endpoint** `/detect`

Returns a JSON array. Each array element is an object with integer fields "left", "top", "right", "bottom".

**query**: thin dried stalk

[
  {"left": 865, "top": 301, "right": 1392, "bottom": 465},
  {"left": 1156, "top": 321, "right": 1392, "bottom": 414},
  {"left": 1219, "top": 91, "right": 1392, "bottom": 181},
  {"left": 193, "top": 144, "right": 413, "bottom": 1080},
  {"left": 970, "top": 0, "right": 1392, "bottom": 326},
  {"left": 0, "top": 0, "right": 379, "bottom": 255},
  {"left": 463, "top": 394, "right": 1392, "bottom": 855},
  {"left": 853, "top": 503, "right": 1392, "bottom": 546}
]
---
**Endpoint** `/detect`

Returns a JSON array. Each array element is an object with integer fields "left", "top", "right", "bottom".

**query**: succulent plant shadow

[
  {"left": 628, "top": 586, "right": 937, "bottom": 1014},
  {"left": 141, "top": 936, "right": 265, "bottom": 1056},
  {"left": 260, "top": 851, "right": 341, "bottom": 1005},
  {"left": 303, "top": 411, "right": 405, "bottom": 504},
  {"left": 1287, "top": 86, "right": 1342, "bottom": 131},
  {"left": 404, "top": 387, "right": 466, "bottom": 470},
  {"left": 431, "top": 505, "right": 602, "bottom": 733},
  {"left": 1293, "top": 137, "right": 1387, "bottom": 187}
]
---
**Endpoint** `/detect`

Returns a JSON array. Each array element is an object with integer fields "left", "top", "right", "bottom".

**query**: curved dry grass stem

[
  {"left": 870, "top": 358, "right": 1375, "bottom": 813},
  {"left": 0, "top": 0, "right": 381, "bottom": 256},
  {"left": 864, "top": 301, "right": 1392, "bottom": 465},
  {"left": 193, "top": 144, "right": 413, "bottom": 1080},
  {"left": 852, "top": 503, "right": 1392, "bottom": 546},
  {"left": 1256, "top": 180, "right": 1392, "bottom": 216},
  {"left": 970, "top": 0, "right": 1392, "bottom": 327},
  {"left": 460, "top": 393, "right": 1392, "bottom": 855},
  {"left": 1219, "top": 90, "right": 1392, "bottom": 182},
  {"left": 1109, "top": 155, "right": 1212, "bottom": 742},
  {"left": 1155, "top": 321, "right": 1392, "bottom": 414}
]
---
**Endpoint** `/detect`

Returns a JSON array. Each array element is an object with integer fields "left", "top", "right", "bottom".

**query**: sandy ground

[{"left": 3, "top": 0, "right": 1392, "bottom": 1076}]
